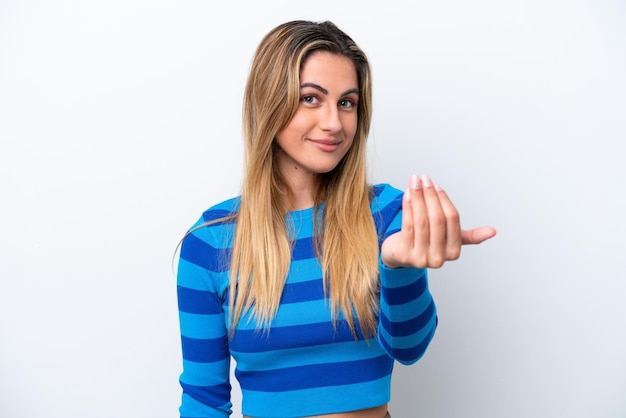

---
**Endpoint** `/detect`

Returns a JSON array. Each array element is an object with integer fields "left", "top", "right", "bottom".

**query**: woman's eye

[
  {"left": 340, "top": 99, "right": 356, "bottom": 109},
  {"left": 301, "top": 95, "right": 318, "bottom": 104}
]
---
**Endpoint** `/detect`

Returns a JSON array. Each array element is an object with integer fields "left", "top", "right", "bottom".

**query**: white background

[{"left": 1, "top": 1, "right": 625, "bottom": 417}]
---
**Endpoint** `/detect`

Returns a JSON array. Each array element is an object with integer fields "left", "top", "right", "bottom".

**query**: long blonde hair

[{"left": 230, "top": 20, "right": 379, "bottom": 338}]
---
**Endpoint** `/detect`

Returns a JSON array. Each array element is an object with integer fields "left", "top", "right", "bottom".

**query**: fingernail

[
  {"left": 404, "top": 188, "right": 411, "bottom": 201},
  {"left": 433, "top": 181, "right": 442, "bottom": 192},
  {"left": 421, "top": 174, "right": 433, "bottom": 188},
  {"left": 410, "top": 174, "right": 421, "bottom": 189}
]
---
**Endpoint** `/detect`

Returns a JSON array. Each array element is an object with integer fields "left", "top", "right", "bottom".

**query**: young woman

[{"left": 176, "top": 20, "right": 496, "bottom": 418}]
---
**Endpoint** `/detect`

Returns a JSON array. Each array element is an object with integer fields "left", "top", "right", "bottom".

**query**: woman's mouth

[{"left": 308, "top": 139, "right": 341, "bottom": 152}]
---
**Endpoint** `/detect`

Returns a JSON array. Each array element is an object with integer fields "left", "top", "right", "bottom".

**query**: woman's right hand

[{"left": 381, "top": 174, "right": 496, "bottom": 269}]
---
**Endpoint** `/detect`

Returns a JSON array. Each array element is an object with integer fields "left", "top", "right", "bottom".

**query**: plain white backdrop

[{"left": 1, "top": 1, "right": 625, "bottom": 417}]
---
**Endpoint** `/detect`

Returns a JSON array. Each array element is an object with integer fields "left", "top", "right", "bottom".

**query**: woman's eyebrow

[
  {"left": 301, "top": 82, "right": 328, "bottom": 94},
  {"left": 300, "top": 83, "right": 359, "bottom": 97}
]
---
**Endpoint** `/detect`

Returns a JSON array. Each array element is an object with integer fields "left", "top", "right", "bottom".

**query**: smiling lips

[{"left": 308, "top": 139, "right": 341, "bottom": 152}]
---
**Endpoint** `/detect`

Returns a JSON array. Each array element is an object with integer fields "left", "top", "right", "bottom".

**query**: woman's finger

[
  {"left": 433, "top": 181, "right": 462, "bottom": 260},
  {"left": 420, "top": 175, "right": 446, "bottom": 267},
  {"left": 461, "top": 226, "right": 497, "bottom": 245},
  {"left": 408, "top": 174, "right": 429, "bottom": 257},
  {"left": 399, "top": 187, "right": 414, "bottom": 242}
]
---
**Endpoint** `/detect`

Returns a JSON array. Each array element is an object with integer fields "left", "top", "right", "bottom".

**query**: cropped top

[{"left": 176, "top": 183, "right": 438, "bottom": 417}]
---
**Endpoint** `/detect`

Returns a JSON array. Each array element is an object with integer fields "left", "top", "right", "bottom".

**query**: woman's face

[{"left": 275, "top": 51, "right": 359, "bottom": 183}]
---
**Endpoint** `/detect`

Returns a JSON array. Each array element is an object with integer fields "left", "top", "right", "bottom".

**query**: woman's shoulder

[
  {"left": 200, "top": 196, "right": 241, "bottom": 224},
  {"left": 184, "top": 196, "right": 240, "bottom": 239},
  {"left": 181, "top": 196, "right": 240, "bottom": 253},
  {"left": 371, "top": 183, "right": 404, "bottom": 207},
  {"left": 370, "top": 184, "right": 404, "bottom": 236}
]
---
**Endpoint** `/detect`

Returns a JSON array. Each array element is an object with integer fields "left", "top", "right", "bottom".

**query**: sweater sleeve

[
  {"left": 377, "top": 262, "right": 437, "bottom": 365},
  {"left": 374, "top": 184, "right": 438, "bottom": 365},
  {"left": 177, "top": 223, "right": 232, "bottom": 417}
]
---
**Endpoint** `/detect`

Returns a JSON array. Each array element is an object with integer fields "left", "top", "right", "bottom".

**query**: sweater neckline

[{"left": 286, "top": 203, "right": 324, "bottom": 221}]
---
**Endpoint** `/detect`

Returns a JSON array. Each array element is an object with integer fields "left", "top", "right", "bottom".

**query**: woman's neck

[
  {"left": 286, "top": 182, "right": 316, "bottom": 211},
  {"left": 281, "top": 171, "right": 320, "bottom": 211}
]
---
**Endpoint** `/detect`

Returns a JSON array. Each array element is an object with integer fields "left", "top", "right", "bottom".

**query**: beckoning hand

[{"left": 381, "top": 174, "right": 497, "bottom": 269}]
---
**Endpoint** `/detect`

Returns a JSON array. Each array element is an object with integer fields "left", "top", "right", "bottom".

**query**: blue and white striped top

[{"left": 177, "top": 183, "right": 437, "bottom": 417}]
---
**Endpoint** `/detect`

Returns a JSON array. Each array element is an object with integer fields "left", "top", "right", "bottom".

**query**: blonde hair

[{"left": 229, "top": 20, "right": 379, "bottom": 338}]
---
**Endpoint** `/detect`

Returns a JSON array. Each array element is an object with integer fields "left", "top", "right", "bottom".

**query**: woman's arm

[
  {"left": 377, "top": 262, "right": 437, "bottom": 365},
  {"left": 376, "top": 175, "right": 495, "bottom": 364},
  {"left": 177, "top": 228, "right": 232, "bottom": 418}
]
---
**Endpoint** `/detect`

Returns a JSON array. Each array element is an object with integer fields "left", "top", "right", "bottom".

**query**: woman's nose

[{"left": 319, "top": 105, "right": 341, "bottom": 132}]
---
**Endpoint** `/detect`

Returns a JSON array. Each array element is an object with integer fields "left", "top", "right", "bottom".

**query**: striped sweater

[{"left": 177, "top": 183, "right": 438, "bottom": 418}]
